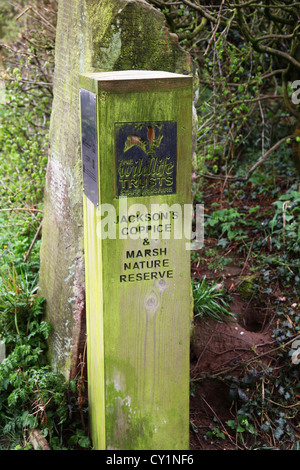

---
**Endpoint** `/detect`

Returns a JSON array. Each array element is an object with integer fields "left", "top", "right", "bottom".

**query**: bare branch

[
  {"left": 199, "top": 135, "right": 295, "bottom": 182},
  {"left": 235, "top": 1, "right": 300, "bottom": 70},
  {"left": 15, "top": 6, "right": 56, "bottom": 31}
]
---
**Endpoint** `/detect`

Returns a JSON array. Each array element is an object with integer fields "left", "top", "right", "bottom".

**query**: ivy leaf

[{"left": 78, "top": 436, "right": 92, "bottom": 449}]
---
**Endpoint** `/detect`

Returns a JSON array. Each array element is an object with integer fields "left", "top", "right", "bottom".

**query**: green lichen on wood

[{"left": 81, "top": 70, "right": 192, "bottom": 450}]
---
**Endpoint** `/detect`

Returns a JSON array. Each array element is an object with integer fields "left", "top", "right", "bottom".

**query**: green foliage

[
  {"left": 190, "top": 146, "right": 300, "bottom": 449},
  {"left": 0, "top": 348, "right": 88, "bottom": 449},
  {"left": 0, "top": 258, "right": 90, "bottom": 450},
  {"left": 0, "top": 1, "right": 56, "bottom": 211},
  {"left": 206, "top": 207, "right": 248, "bottom": 243},
  {"left": 0, "top": 1, "right": 91, "bottom": 450},
  {"left": 68, "top": 429, "right": 92, "bottom": 449},
  {"left": 205, "top": 426, "right": 226, "bottom": 441},
  {"left": 224, "top": 350, "right": 300, "bottom": 448},
  {"left": 269, "top": 184, "right": 300, "bottom": 254},
  {"left": 0, "top": 73, "right": 50, "bottom": 209},
  {"left": 245, "top": 183, "right": 300, "bottom": 288},
  {"left": 0, "top": 263, "right": 47, "bottom": 350},
  {"left": 196, "top": 37, "right": 269, "bottom": 173},
  {"left": 226, "top": 414, "right": 256, "bottom": 438},
  {"left": 193, "top": 276, "right": 235, "bottom": 322}
]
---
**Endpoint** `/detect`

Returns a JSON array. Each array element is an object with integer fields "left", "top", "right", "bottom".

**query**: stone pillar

[{"left": 39, "top": 0, "right": 192, "bottom": 378}]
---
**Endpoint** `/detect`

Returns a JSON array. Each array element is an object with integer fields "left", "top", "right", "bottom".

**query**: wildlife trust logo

[
  {"left": 123, "top": 124, "right": 164, "bottom": 155},
  {"left": 115, "top": 121, "right": 177, "bottom": 198},
  {"left": 290, "top": 339, "right": 300, "bottom": 365}
]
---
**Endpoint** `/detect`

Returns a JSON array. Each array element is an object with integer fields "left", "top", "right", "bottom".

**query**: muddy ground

[{"left": 189, "top": 254, "right": 277, "bottom": 450}]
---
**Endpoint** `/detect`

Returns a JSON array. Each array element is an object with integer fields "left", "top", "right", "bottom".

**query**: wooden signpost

[{"left": 80, "top": 71, "right": 193, "bottom": 450}]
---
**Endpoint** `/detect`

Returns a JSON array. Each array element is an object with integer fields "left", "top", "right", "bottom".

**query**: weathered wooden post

[{"left": 80, "top": 70, "right": 193, "bottom": 450}]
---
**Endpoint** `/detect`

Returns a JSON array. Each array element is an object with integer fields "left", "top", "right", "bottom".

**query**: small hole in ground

[{"left": 238, "top": 306, "right": 269, "bottom": 333}]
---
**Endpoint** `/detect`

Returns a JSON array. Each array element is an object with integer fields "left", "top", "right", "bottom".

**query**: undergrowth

[
  {"left": 193, "top": 277, "right": 235, "bottom": 323},
  {"left": 191, "top": 152, "right": 300, "bottom": 449},
  {"left": 0, "top": 1, "right": 91, "bottom": 450},
  {"left": 0, "top": 241, "right": 91, "bottom": 450}
]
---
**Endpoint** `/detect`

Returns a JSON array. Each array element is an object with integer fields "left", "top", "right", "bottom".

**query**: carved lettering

[{"left": 120, "top": 247, "right": 173, "bottom": 283}]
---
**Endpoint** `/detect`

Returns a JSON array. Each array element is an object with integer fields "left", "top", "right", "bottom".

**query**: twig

[
  {"left": 204, "top": 0, "right": 226, "bottom": 56},
  {"left": 235, "top": 0, "right": 300, "bottom": 70},
  {"left": 76, "top": 338, "right": 88, "bottom": 431},
  {"left": 32, "top": 380, "right": 52, "bottom": 427},
  {"left": 266, "top": 398, "right": 300, "bottom": 409},
  {"left": 0, "top": 208, "right": 43, "bottom": 213},
  {"left": 15, "top": 6, "right": 56, "bottom": 31},
  {"left": 210, "top": 333, "right": 300, "bottom": 377},
  {"left": 192, "top": 326, "right": 217, "bottom": 372},
  {"left": 181, "top": 0, "right": 230, "bottom": 25},
  {"left": 4, "top": 77, "right": 53, "bottom": 87},
  {"left": 24, "top": 220, "right": 43, "bottom": 262},
  {"left": 258, "top": 98, "right": 265, "bottom": 156},
  {"left": 0, "top": 44, "right": 16, "bottom": 53},
  {"left": 237, "top": 237, "right": 255, "bottom": 280},
  {"left": 201, "top": 395, "right": 244, "bottom": 449}
]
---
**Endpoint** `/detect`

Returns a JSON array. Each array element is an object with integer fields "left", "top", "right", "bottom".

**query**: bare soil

[{"left": 189, "top": 256, "right": 276, "bottom": 450}]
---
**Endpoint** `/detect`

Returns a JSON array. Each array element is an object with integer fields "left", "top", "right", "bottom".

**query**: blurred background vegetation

[{"left": 0, "top": 0, "right": 56, "bottom": 269}]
